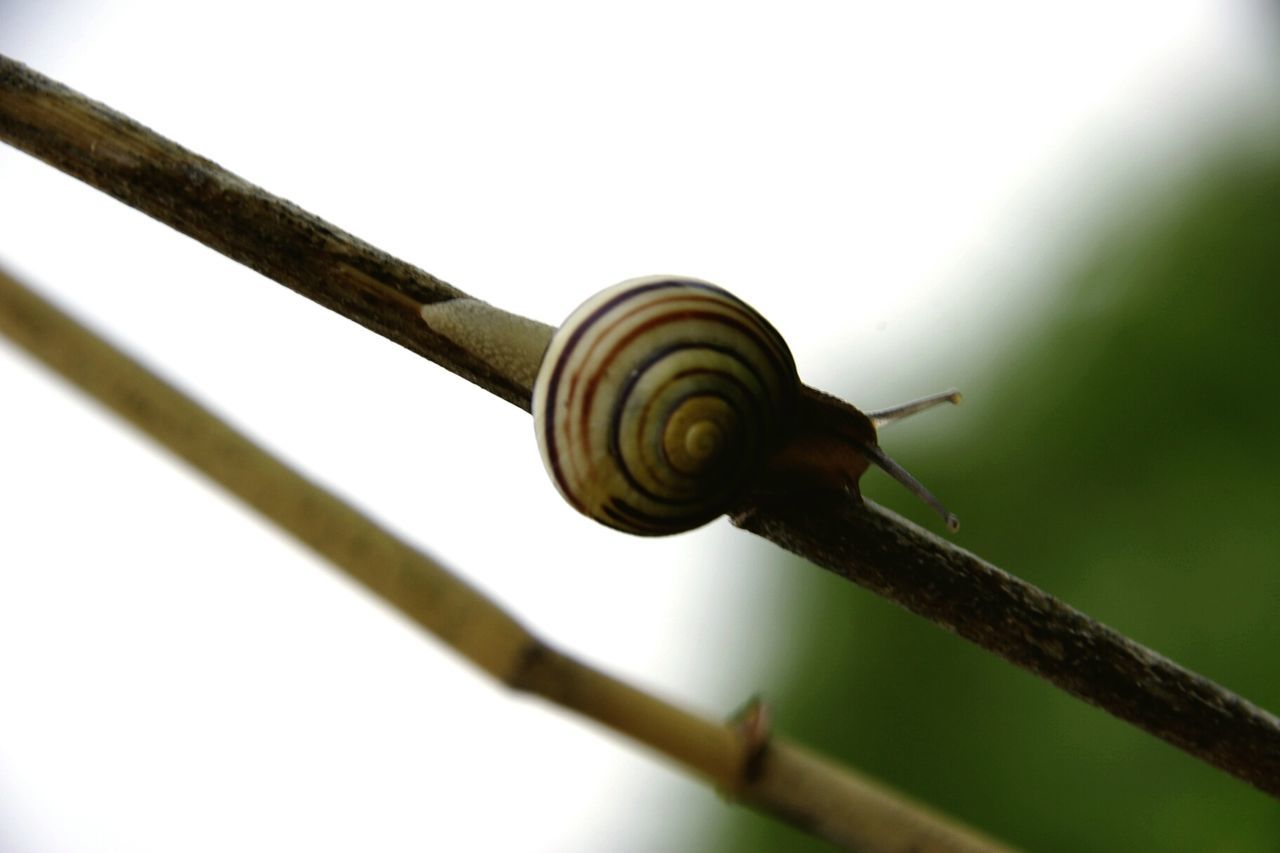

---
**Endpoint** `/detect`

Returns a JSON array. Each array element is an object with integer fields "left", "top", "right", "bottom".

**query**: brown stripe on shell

[
  {"left": 541, "top": 280, "right": 693, "bottom": 511},
  {"left": 601, "top": 497, "right": 720, "bottom": 537},
  {"left": 536, "top": 278, "right": 799, "bottom": 534},
  {"left": 612, "top": 353, "right": 763, "bottom": 507},
  {"left": 569, "top": 292, "right": 791, "bottom": 530},
  {"left": 573, "top": 295, "right": 794, "bottom": 478},
  {"left": 575, "top": 305, "right": 786, "bottom": 523}
]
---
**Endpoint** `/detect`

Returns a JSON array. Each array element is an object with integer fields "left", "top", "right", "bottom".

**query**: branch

[
  {"left": 0, "top": 266, "right": 1009, "bottom": 853},
  {"left": 731, "top": 501, "right": 1280, "bottom": 796},
  {"left": 3, "top": 53, "right": 1278, "bottom": 799},
  {"left": 0, "top": 55, "right": 527, "bottom": 409}
]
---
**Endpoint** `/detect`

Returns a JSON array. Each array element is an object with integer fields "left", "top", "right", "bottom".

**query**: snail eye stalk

[
  {"left": 860, "top": 442, "right": 959, "bottom": 532},
  {"left": 868, "top": 390, "right": 961, "bottom": 429}
]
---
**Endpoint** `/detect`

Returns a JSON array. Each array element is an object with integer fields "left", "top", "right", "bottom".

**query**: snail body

[{"left": 420, "top": 276, "right": 958, "bottom": 536}]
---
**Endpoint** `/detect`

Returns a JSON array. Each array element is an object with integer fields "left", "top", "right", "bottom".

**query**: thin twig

[
  {"left": 0, "top": 55, "right": 523, "bottom": 408},
  {"left": 3, "top": 53, "right": 1279, "bottom": 798},
  {"left": 0, "top": 266, "right": 1010, "bottom": 853}
]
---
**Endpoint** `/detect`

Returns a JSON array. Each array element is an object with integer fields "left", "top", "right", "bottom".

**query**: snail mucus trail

[{"left": 420, "top": 276, "right": 959, "bottom": 536}]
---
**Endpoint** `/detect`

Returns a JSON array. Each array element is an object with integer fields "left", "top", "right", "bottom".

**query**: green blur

[{"left": 711, "top": 144, "right": 1280, "bottom": 850}]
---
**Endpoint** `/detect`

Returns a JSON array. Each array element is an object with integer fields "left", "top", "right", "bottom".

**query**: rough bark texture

[
  {"left": 733, "top": 499, "right": 1280, "bottom": 797},
  {"left": 0, "top": 54, "right": 531, "bottom": 409}
]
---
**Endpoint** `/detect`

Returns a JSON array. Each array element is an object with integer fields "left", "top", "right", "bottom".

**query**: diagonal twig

[
  {"left": 0, "top": 265, "right": 1010, "bottom": 853},
  {"left": 2, "top": 53, "right": 1278, "bottom": 798}
]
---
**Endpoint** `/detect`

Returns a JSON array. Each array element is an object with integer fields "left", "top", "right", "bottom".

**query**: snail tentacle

[{"left": 868, "top": 389, "right": 962, "bottom": 429}]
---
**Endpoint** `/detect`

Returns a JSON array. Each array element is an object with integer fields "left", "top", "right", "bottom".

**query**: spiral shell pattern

[{"left": 533, "top": 276, "right": 799, "bottom": 535}]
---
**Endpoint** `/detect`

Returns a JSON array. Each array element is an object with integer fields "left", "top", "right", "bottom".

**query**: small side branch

[
  {"left": 0, "top": 266, "right": 1010, "bottom": 853},
  {"left": 3, "top": 53, "right": 1278, "bottom": 798}
]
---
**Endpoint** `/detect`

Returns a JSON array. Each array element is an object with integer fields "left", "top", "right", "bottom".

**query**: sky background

[{"left": 2, "top": 3, "right": 1278, "bottom": 850}]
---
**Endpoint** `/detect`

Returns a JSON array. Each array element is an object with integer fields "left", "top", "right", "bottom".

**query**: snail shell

[{"left": 532, "top": 276, "right": 799, "bottom": 535}]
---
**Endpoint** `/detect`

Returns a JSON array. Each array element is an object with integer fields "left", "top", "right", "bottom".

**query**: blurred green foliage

[{"left": 713, "top": 144, "right": 1280, "bottom": 851}]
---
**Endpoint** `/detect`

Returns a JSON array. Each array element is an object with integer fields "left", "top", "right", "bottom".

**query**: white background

[{"left": 1, "top": 3, "right": 1277, "bottom": 851}]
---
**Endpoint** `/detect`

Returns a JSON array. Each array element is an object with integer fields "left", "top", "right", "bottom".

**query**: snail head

[{"left": 762, "top": 386, "right": 960, "bottom": 532}]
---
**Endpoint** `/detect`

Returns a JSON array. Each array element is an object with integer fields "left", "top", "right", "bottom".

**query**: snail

[{"left": 420, "top": 275, "right": 958, "bottom": 536}]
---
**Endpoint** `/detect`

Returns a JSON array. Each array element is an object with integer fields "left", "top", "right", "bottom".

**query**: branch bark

[
  {"left": 3, "top": 52, "right": 1278, "bottom": 799},
  {"left": 0, "top": 55, "right": 525, "bottom": 408},
  {"left": 0, "top": 265, "right": 1009, "bottom": 853}
]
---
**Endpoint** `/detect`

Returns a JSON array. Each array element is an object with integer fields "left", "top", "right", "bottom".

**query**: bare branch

[
  {"left": 731, "top": 499, "right": 1280, "bottom": 798},
  {"left": 0, "top": 54, "right": 529, "bottom": 409},
  {"left": 3, "top": 52, "right": 1278, "bottom": 799},
  {"left": 0, "top": 266, "right": 1010, "bottom": 853}
]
